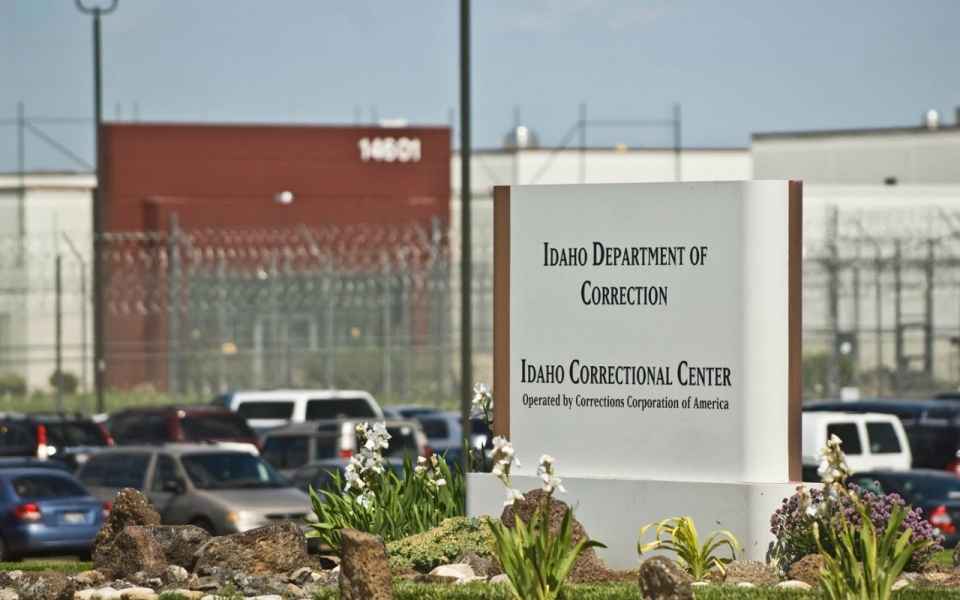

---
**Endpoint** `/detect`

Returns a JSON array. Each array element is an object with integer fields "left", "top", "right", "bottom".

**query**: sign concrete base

[{"left": 467, "top": 473, "right": 799, "bottom": 569}]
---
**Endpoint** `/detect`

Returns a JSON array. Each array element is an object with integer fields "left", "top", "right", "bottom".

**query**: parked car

[
  {"left": 261, "top": 419, "right": 427, "bottom": 477},
  {"left": 108, "top": 406, "right": 259, "bottom": 453},
  {"left": 850, "top": 469, "right": 960, "bottom": 547},
  {"left": 75, "top": 445, "right": 309, "bottom": 535},
  {"left": 805, "top": 399, "right": 960, "bottom": 472},
  {"left": 802, "top": 411, "right": 911, "bottom": 474},
  {"left": 381, "top": 405, "right": 441, "bottom": 420},
  {"left": 414, "top": 411, "right": 462, "bottom": 466},
  {"left": 0, "top": 467, "right": 108, "bottom": 560},
  {"left": 0, "top": 413, "right": 113, "bottom": 471},
  {"left": 0, "top": 458, "right": 69, "bottom": 472},
  {"left": 288, "top": 458, "right": 406, "bottom": 494},
  {"left": 213, "top": 390, "right": 383, "bottom": 434}
]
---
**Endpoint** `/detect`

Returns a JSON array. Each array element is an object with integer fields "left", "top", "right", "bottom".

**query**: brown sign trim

[{"left": 493, "top": 182, "right": 803, "bottom": 481}]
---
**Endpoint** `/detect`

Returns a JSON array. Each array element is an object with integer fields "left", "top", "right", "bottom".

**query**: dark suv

[
  {"left": 0, "top": 414, "right": 113, "bottom": 471},
  {"left": 108, "top": 406, "right": 259, "bottom": 450}
]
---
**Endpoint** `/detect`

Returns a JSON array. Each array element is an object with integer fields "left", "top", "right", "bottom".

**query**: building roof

[{"left": 753, "top": 124, "right": 960, "bottom": 141}]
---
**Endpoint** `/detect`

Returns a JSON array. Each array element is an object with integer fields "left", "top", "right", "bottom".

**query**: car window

[
  {"left": 237, "top": 401, "right": 295, "bottom": 420},
  {"left": 866, "top": 422, "right": 901, "bottom": 454},
  {"left": 181, "top": 413, "right": 254, "bottom": 441},
  {"left": 45, "top": 422, "right": 107, "bottom": 447},
  {"left": 181, "top": 452, "right": 287, "bottom": 490},
  {"left": 79, "top": 453, "right": 150, "bottom": 489},
  {"left": 262, "top": 436, "right": 310, "bottom": 470},
  {"left": 313, "top": 434, "right": 338, "bottom": 460},
  {"left": 384, "top": 425, "right": 419, "bottom": 458},
  {"left": 305, "top": 398, "right": 377, "bottom": 420},
  {"left": 151, "top": 454, "right": 181, "bottom": 492},
  {"left": 418, "top": 417, "right": 449, "bottom": 440},
  {"left": 11, "top": 474, "right": 88, "bottom": 499},
  {"left": 0, "top": 423, "right": 35, "bottom": 450},
  {"left": 851, "top": 476, "right": 885, "bottom": 495},
  {"left": 113, "top": 414, "right": 169, "bottom": 445},
  {"left": 826, "top": 423, "right": 862, "bottom": 455}
]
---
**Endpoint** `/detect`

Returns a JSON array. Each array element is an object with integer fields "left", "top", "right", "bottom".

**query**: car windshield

[
  {"left": 45, "top": 422, "right": 107, "bottom": 447},
  {"left": 12, "top": 474, "right": 88, "bottom": 499},
  {"left": 181, "top": 452, "right": 288, "bottom": 490},
  {"left": 237, "top": 401, "right": 295, "bottom": 420},
  {"left": 181, "top": 413, "right": 255, "bottom": 441}
]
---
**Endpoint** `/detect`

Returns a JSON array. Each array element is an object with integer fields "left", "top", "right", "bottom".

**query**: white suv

[
  {"left": 802, "top": 411, "right": 912, "bottom": 477},
  {"left": 213, "top": 389, "right": 383, "bottom": 434}
]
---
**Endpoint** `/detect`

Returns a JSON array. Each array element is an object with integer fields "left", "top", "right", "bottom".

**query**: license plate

[{"left": 62, "top": 512, "right": 86, "bottom": 524}]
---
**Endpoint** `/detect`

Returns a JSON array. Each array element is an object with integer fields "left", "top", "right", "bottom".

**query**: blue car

[{"left": 0, "top": 468, "right": 107, "bottom": 560}]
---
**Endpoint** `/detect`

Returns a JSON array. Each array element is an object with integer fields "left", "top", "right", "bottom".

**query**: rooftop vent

[
  {"left": 502, "top": 125, "right": 540, "bottom": 150},
  {"left": 924, "top": 109, "right": 940, "bottom": 130}
]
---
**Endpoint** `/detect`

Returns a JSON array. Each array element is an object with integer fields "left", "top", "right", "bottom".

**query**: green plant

[
  {"left": 637, "top": 516, "right": 740, "bottom": 580},
  {"left": 307, "top": 422, "right": 465, "bottom": 552},
  {"left": 487, "top": 441, "right": 604, "bottom": 600},
  {"left": 813, "top": 434, "right": 932, "bottom": 600},
  {"left": 48, "top": 370, "right": 79, "bottom": 395},
  {"left": 387, "top": 516, "right": 496, "bottom": 572},
  {"left": 0, "top": 373, "right": 27, "bottom": 396}
]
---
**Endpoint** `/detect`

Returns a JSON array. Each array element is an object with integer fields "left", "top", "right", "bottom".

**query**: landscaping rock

[
  {"left": 428, "top": 564, "right": 476, "bottom": 584},
  {"left": 776, "top": 580, "right": 812, "bottom": 591},
  {"left": 140, "top": 526, "right": 210, "bottom": 570},
  {"left": 787, "top": 554, "right": 824, "bottom": 588},
  {"left": 15, "top": 572, "right": 75, "bottom": 600},
  {"left": 163, "top": 565, "right": 189, "bottom": 586},
  {"left": 166, "top": 591, "right": 202, "bottom": 600},
  {"left": 288, "top": 568, "right": 323, "bottom": 586},
  {"left": 0, "top": 589, "right": 16, "bottom": 600},
  {"left": 93, "top": 489, "right": 161, "bottom": 551},
  {"left": 489, "top": 574, "right": 510, "bottom": 585},
  {"left": 71, "top": 572, "right": 106, "bottom": 589},
  {"left": 192, "top": 521, "right": 307, "bottom": 576},
  {"left": 638, "top": 556, "right": 693, "bottom": 600},
  {"left": 736, "top": 582, "right": 756, "bottom": 588},
  {"left": 339, "top": 529, "right": 392, "bottom": 600},
  {"left": 953, "top": 542, "right": 960, "bottom": 567},
  {"left": 457, "top": 552, "right": 499, "bottom": 578},
  {"left": 118, "top": 588, "right": 156, "bottom": 600},
  {"left": 387, "top": 517, "right": 495, "bottom": 573},
  {"left": 892, "top": 579, "right": 910, "bottom": 591},
  {"left": 96, "top": 526, "right": 168, "bottom": 580},
  {"left": 722, "top": 560, "right": 779, "bottom": 587},
  {"left": 501, "top": 489, "right": 611, "bottom": 583}
]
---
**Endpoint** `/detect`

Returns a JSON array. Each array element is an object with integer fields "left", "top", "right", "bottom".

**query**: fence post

[
  {"left": 925, "top": 240, "right": 935, "bottom": 378},
  {"left": 382, "top": 261, "right": 393, "bottom": 400},
  {"left": 217, "top": 255, "right": 226, "bottom": 392},
  {"left": 894, "top": 239, "right": 903, "bottom": 393},
  {"left": 167, "top": 213, "right": 181, "bottom": 397},
  {"left": 874, "top": 249, "right": 883, "bottom": 396},
  {"left": 55, "top": 253, "right": 63, "bottom": 413},
  {"left": 826, "top": 206, "right": 839, "bottom": 398}
]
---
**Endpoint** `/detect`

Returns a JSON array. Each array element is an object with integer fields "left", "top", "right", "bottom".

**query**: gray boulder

[
  {"left": 638, "top": 557, "right": 693, "bottom": 600},
  {"left": 192, "top": 521, "right": 308, "bottom": 576}
]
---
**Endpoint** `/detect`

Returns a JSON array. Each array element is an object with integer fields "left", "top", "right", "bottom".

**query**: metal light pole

[
  {"left": 459, "top": 0, "right": 473, "bottom": 474},
  {"left": 75, "top": 0, "right": 118, "bottom": 413}
]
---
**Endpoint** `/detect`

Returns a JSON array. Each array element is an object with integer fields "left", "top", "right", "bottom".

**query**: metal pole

[
  {"left": 579, "top": 102, "right": 586, "bottom": 184},
  {"left": 17, "top": 101, "right": 25, "bottom": 267},
  {"left": 673, "top": 103, "right": 682, "bottom": 182},
  {"left": 827, "top": 206, "right": 839, "bottom": 398},
  {"left": 55, "top": 254, "right": 63, "bottom": 413},
  {"left": 894, "top": 240, "right": 903, "bottom": 393},
  {"left": 459, "top": 0, "right": 473, "bottom": 476},
  {"left": 925, "top": 240, "right": 935, "bottom": 378},
  {"left": 852, "top": 264, "right": 861, "bottom": 386},
  {"left": 76, "top": 0, "right": 118, "bottom": 413},
  {"left": 62, "top": 233, "right": 87, "bottom": 393},
  {"left": 874, "top": 249, "right": 883, "bottom": 395}
]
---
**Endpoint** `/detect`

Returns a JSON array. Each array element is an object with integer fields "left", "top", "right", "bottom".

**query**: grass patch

[
  {"left": 0, "top": 561, "right": 91, "bottom": 574},
  {"left": 933, "top": 549, "right": 954, "bottom": 569}
]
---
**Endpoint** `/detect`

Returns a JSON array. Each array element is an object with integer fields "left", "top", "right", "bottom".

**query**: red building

[{"left": 99, "top": 123, "right": 451, "bottom": 390}]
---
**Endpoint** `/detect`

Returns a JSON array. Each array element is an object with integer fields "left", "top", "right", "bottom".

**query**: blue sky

[{"left": 2, "top": 0, "right": 959, "bottom": 171}]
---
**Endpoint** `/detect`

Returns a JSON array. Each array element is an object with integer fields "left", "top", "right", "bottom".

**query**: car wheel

[
  {"left": 0, "top": 537, "right": 20, "bottom": 563},
  {"left": 190, "top": 518, "right": 216, "bottom": 536}
]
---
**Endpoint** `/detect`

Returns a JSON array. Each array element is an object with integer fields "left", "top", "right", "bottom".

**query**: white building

[{"left": 0, "top": 172, "right": 94, "bottom": 393}]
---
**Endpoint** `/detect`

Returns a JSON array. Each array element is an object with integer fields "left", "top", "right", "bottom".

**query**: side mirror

[{"left": 162, "top": 479, "right": 185, "bottom": 495}]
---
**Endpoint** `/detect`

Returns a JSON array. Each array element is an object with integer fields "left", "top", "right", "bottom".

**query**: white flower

[
  {"left": 473, "top": 382, "right": 489, "bottom": 401},
  {"left": 539, "top": 454, "right": 554, "bottom": 466},
  {"left": 492, "top": 436, "right": 510, "bottom": 451},
  {"left": 417, "top": 456, "right": 427, "bottom": 465},
  {"left": 435, "top": 478, "right": 447, "bottom": 487},
  {"left": 491, "top": 463, "right": 503, "bottom": 478},
  {"left": 503, "top": 487, "right": 525, "bottom": 506}
]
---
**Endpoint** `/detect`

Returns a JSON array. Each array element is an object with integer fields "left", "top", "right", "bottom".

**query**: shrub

[
  {"left": 388, "top": 516, "right": 496, "bottom": 573},
  {"left": 769, "top": 484, "right": 941, "bottom": 572},
  {"left": 0, "top": 373, "right": 26, "bottom": 396},
  {"left": 638, "top": 516, "right": 740, "bottom": 580},
  {"left": 48, "top": 370, "right": 79, "bottom": 395},
  {"left": 307, "top": 422, "right": 465, "bottom": 552}
]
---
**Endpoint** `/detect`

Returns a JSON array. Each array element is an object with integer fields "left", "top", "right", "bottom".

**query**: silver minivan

[{"left": 76, "top": 445, "right": 310, "bottom": 535}]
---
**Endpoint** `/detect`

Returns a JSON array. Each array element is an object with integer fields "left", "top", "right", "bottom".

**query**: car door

[{"left": 146, "top": 453, "right": 192, "bottom": 525}]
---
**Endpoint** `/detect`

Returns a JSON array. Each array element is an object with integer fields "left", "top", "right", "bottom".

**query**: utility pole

[
  {"left": 76, "top": 0, "right": 118, "bottom": 413},
  {"left": 459, "top": 0, "right": 473, "bottom": 476}
]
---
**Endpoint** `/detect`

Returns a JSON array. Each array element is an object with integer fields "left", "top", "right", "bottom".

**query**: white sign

[
  {"left": 496, "top": 181, "right": 801, "bottom": 484},
  {"left": 357, "top": 137, "right": 421, "bottom": 163}
]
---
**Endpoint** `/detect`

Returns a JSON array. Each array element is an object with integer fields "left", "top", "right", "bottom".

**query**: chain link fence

[{"left": 5, "top": 203, "right": 960, "bottom": 410}]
